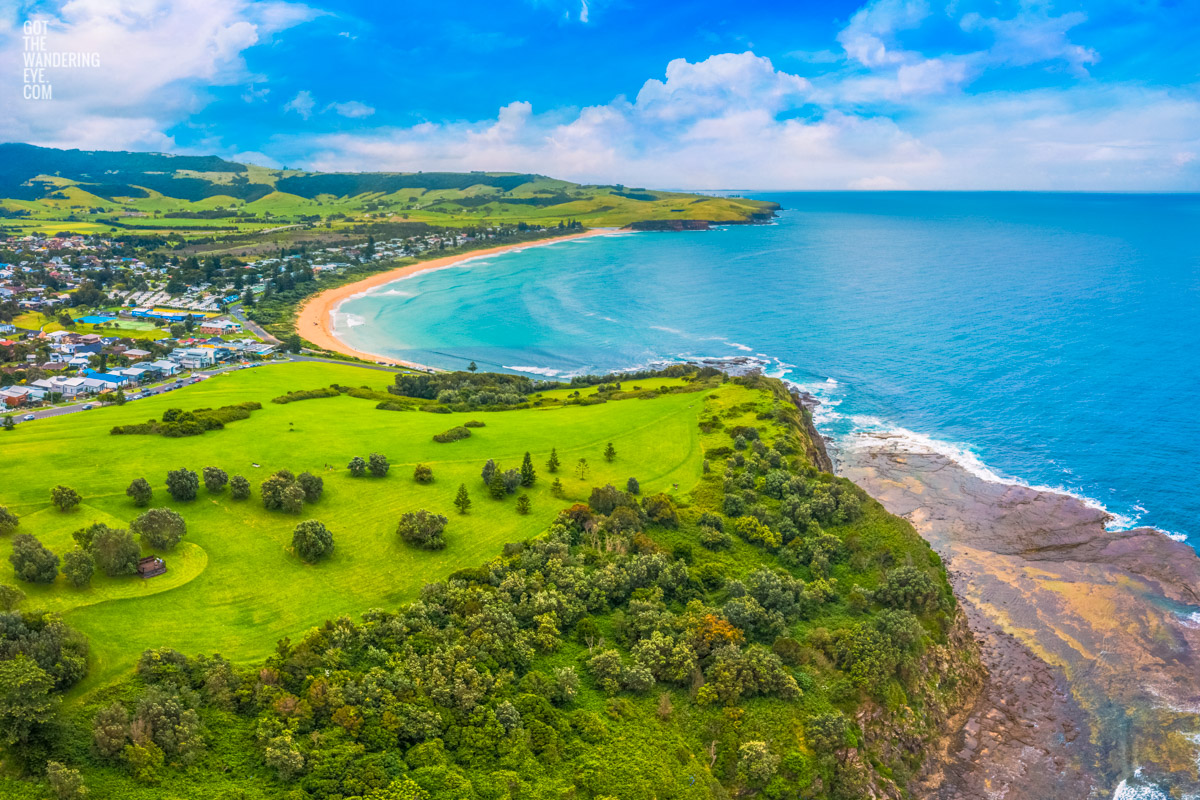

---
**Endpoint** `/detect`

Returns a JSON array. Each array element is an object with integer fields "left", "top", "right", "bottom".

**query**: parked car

[
  {"left": 81, "top": 404, "right": 93, "bottom": 410},
  {"left": 22, "top": 414, "right": 35, "bottom": 421}
]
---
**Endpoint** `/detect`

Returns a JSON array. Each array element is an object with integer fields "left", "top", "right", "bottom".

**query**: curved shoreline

[{"left": 295, "top": 228, "right": 618, "bottom": 369}]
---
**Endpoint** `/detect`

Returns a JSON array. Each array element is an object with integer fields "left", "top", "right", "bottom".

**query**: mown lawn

[{"left": 0, "top": 361, "right": 718, "bottom": 692}]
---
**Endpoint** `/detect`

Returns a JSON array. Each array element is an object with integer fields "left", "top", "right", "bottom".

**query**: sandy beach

[{"left": 295, "top": 228, "right": 616, "bottom": 369}]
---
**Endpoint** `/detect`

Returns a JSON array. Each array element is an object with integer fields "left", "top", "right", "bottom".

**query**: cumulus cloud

[
  {"left": 0, "top": 0, "right": 317, "bottom": 150},
  {"left": 326, "top": 100, "right": 376, "bottom": 118},
  {"left": 284, "top": 90, "right": 316, "bottom": 119}
]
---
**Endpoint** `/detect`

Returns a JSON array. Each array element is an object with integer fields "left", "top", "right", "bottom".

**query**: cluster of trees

[
  {"left": 348, "top": 453, "right": 390, "bottom": 478},
  {"left": 262, "top": 470, "right": 324, "bottom": 514},
  {"left": 479, "top": 453, "right": 537, "bottom": 503},
  {"left": 110, "top": 402, "right": 260, "bottom": 437},
  {"left": 390, "top": 371, "right": 545, "bottom": 408}
]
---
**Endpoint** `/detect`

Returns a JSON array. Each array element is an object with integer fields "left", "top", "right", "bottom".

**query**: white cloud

[
  {"left": 284, "top": 90, "right": 316, "bottom": 119},
  {"left": 326, "top": 100, "right": 375, "bottom": 118},
  {"left": 579, "top": 0, "right": 589, "bottom": 23},
  {"left": 0, "top": 0, "right": 317, "bottom": 150},
  {"left": 961, "top": 7, "right": 1099, "bottom": 74}
]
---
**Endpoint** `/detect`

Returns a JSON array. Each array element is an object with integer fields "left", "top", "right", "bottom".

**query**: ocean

[{"left": 334, "top": 192, "right": 1200, "bottom": 547}]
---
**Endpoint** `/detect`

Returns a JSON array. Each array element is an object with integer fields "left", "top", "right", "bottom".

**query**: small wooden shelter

[{"left": 138, "top": 556, "right": 167, "bottom": 579}]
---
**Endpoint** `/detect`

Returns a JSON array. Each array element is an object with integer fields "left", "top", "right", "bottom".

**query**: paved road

[
  {"left": 228, "top": 302, "right": 279, "bottom": 344},
  {"left": 6, "top": 356, "right": 404, "bottom": 426}
]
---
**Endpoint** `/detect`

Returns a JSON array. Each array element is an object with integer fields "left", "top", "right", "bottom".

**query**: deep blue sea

[{"left": 336, "top": 192, "right": 1200, "bottom": 546}]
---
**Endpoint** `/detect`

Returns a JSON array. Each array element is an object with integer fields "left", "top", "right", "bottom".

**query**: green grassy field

[{"left": 0, "top": 361, "right": 716, "bottom": 692}]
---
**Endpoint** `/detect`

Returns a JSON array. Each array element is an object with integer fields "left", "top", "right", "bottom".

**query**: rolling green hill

[
  {"left": 0, "top": 361, "right": 979, "bottom": 799},
  {"left": 0, "top": 144, "right": 777, "bottom": 237}
]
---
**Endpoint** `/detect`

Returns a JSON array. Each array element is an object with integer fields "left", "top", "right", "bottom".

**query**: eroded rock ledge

[{"left": 839, "top": 433, "right": 1200, "bottom": 798}]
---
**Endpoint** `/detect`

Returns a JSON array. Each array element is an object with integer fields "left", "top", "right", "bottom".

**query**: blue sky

[{"left": 3, "top": 0, "right": 1199, "bottom": 189}]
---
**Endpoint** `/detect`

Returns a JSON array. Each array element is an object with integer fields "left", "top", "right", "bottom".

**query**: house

[
  {"left": 137, "top": 556, "right": 167, "bottom": 578},
  {"left": 84, "top": 370, "right": 131, "bottom": 389},
  {"left": 149, "top": 360, "right": 180, "bottom": 376},
  {"left": 118, "top": 367, "right": 152, "bottom": 383},
  {"left": 124, "top": 348, "right": 151, "bottom": 361},
  {"left": 170, "top": 348, "right": 216, "bottom": 369},
  {"left": 0, "top": 387, "right": 31, "bottom": 407},
  {"left": 0, "top": 323, "right": 14, "bottom": 334},
  {"left": 198, "top": 318, "right": 242, "bottom": 336}
]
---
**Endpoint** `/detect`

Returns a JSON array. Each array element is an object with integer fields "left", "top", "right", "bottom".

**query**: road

[
  {"left": 6, "top": 356, "right": 403, "bottom": 426},
  {"left": 228, "top": 302, "right": 279, "bottom": 344}
]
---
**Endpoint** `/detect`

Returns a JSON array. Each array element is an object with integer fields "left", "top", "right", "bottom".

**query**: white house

[{"left": 149, "top": 360, "right": 180, "bottom": 376}]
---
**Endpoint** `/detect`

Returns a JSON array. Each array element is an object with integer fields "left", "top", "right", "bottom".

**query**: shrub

[
  {"left": 165, "top": 468, "right": 199, "bottom": 501},
  {"left": 132, "top": 508, "right": 187, "bottom": 550},
  {"left": 9, "top": 534, "right": 59, "bottom": 583},
  {"left": 397, "top": 510, "right": 448, "bottom": 550},
  {"left": 229, "top": 475, "right": 251, "bottom": 500},
  {"left": 281, "top": 484, "right": 306, "bottom": 514},
  {"left": 0, "top": 506, "right": 17, "bottom": 535},
  {"left": 51, "top": 485, "right": 81, "bottom": 512},
  {"left": 0, "top": 584, "right": 23, "bottom": 611},
  {"left": 413, "top": 464, "right": 434, "bottom": 484},
  {"left": 62, "top": 549, "right": 95, "bottom": 588},
  {"left": 92, "top": 702, "right": 128, "bottom": 759},
  {"left": 432, "top": 426, "right": 470, "bottom": 443},
  {"left": 297, "top": 471, "right": 323, "bottom": 502},
  {"left": 737, "top": 741, "right": 780, "bottom": 788},
  {"left": 642, "top": 493, "right": 679, "bottom": 527},
  {"left": 47, "top": 761, "right": 88, "bottom": 800},
  {"left": 126, "top": 478, "right": 153, "bottom": 507},
  {"left": 368, "top": 452, "right": 390, "bottom": 477},
  {"left": 292, "top": 520, "right": 333, "bottom": 563},
  {"left": 700, "top": 526, "right": 732, "bottom": 551},
  {"left": 516, "top": 495, "right": 531, "bottom": 515},
  {"left": 626, "top": 477, "right": 640, "bottom": 495},
  {"left": 202, "top": 466, "right": 228, "bottom": 494},
  {"left": 261, "top": 470, "right": 297, "bottom": 510},
  {"left": 272, "top": 387, "right": 339, "bottom": 404},
  {"left": 463, "top": 419, "right": 486, "bottom": 428},
  {"left": 90, "top": 526, "right": 140, "bottom": 576}
]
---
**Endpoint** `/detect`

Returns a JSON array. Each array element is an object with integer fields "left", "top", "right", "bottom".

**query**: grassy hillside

[
  {"left": 0, "top": 361, "right": 980, "bottom": 799},
  {"left": 0, "top": 144, "right": 777, "bottom": 237},
  {"left": 0, "top": 362, "right": 706, "bottom": 689}
]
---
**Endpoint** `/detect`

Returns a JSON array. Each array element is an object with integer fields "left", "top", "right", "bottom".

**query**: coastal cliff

[{"left": 841, "top": 434, "right": 1200, "bottom": 797}]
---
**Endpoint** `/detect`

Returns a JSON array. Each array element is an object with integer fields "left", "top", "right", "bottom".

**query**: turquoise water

[{"left": 336, "top": 192, "right": 1200, "bottom": 544}]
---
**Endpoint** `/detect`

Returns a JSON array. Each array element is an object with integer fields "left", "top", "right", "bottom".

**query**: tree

[
  {"left": 114, "top": 388, "right": 126, "bottom": 406},
  {"left": 626, "top": 477, "right": 640, "bottom": 495},
  {"left": 488, "top": 471, "right": 508, "bottom": 500},
  {"left": 604, "top": 442, "right": 617, "bottom": 462},
  {"left": 261, "top": 470, "right": 296, "bottom": 510},
  {"left": 281, "top": 484, "right": 306, "bottom": 514},
  {"left": 0, "top": 584, "right": 23, "bottom": 611},
  {"left": 642, "top": 493, "right": 679, "bottom": 527},
  {"left": 0, "top": 655, "right": 57, "bottom": 746},
  {"left": 292, "top": 520, "right": 333, "bottom": 563},
  {"left": 413, "top": 463, "right": 434, "bottom": 484},
  {"left": 0, "top": 506, "right": 17, "bottom": 535},
  {"left": 297, "top": 471, "right": 323, "bottom": 501},
  {"left": 9, "top": 534, "right": 59, "bottom": 584},
  {"left": 516, "top": 495, "right": 531, "bottom": 515},
  {"left": 575, "top": 458, "right": 589, "bottom": 480},
  {"left": 546, "top": 448, "right": 561, "bottom": 473},
  {"left": 737, "top": 741, "right": 780, "bottom": 788},
  {"left": 90, "top": 527, "right": 140, "bottom": 577},
  {"left": 51, "top": 485, "right": 81, "bottom": 512},
  {"left": 1, "top": 415, "right": 13, "bottom": 432},
  {"left": 453, "top": 484, "right": 471, "bottom": 514},
  {"left": 368, "top": 452, "right": 390, "bottom": 477},
  {"left": 202, "top": 466, "right": 228, "bottom": 494},
  {"left": 481, "top": 458, "right": 497, "bottom": 485},
  {"left": 46, "top": 761, "right": 88, "bottom": 800},
  {"left": 165, "top": 468, "right": 199, "bottom": 501},
  {"left": 501, "top": 469, "right": 521, "bottom": 495},
  {"left": 229, "top": 474, "right": 251, "bottom": 500},
  {"left": 348, "top": 456, "right": 367, "bottom": 477},
  {"left": 92, "top": 702, "right": 128, "bottom": 758},
  {"left": 551, "top": 478, "right": 564, "bottom": 498},
  {"left": 397, "top": 510, "right": 448, "bottom": 550},
  {"left": 125, "top": 478, "right": 153, "bottom": 507},
  {"left": 62, "top": 550, "right": 95, "bottom": 588},
  {"left": 285, "top": 333, "right": 302, "bottom": 353},
  {"left": 131, "top": 508, "right": 187, "bottom": 550},
  {"left": 467, "top": 361, "right": 477, "bottom": 373},
  {"left": 520, "top": 452, "right": 537, "bottom": 487},
  {"left": 805, "top": 710, "right": 850, "bottom": 756}
]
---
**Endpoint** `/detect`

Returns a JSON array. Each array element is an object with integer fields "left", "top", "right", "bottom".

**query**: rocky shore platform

[{"left": 838, "top": 433, "right": 1200, "bottom": 799}]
